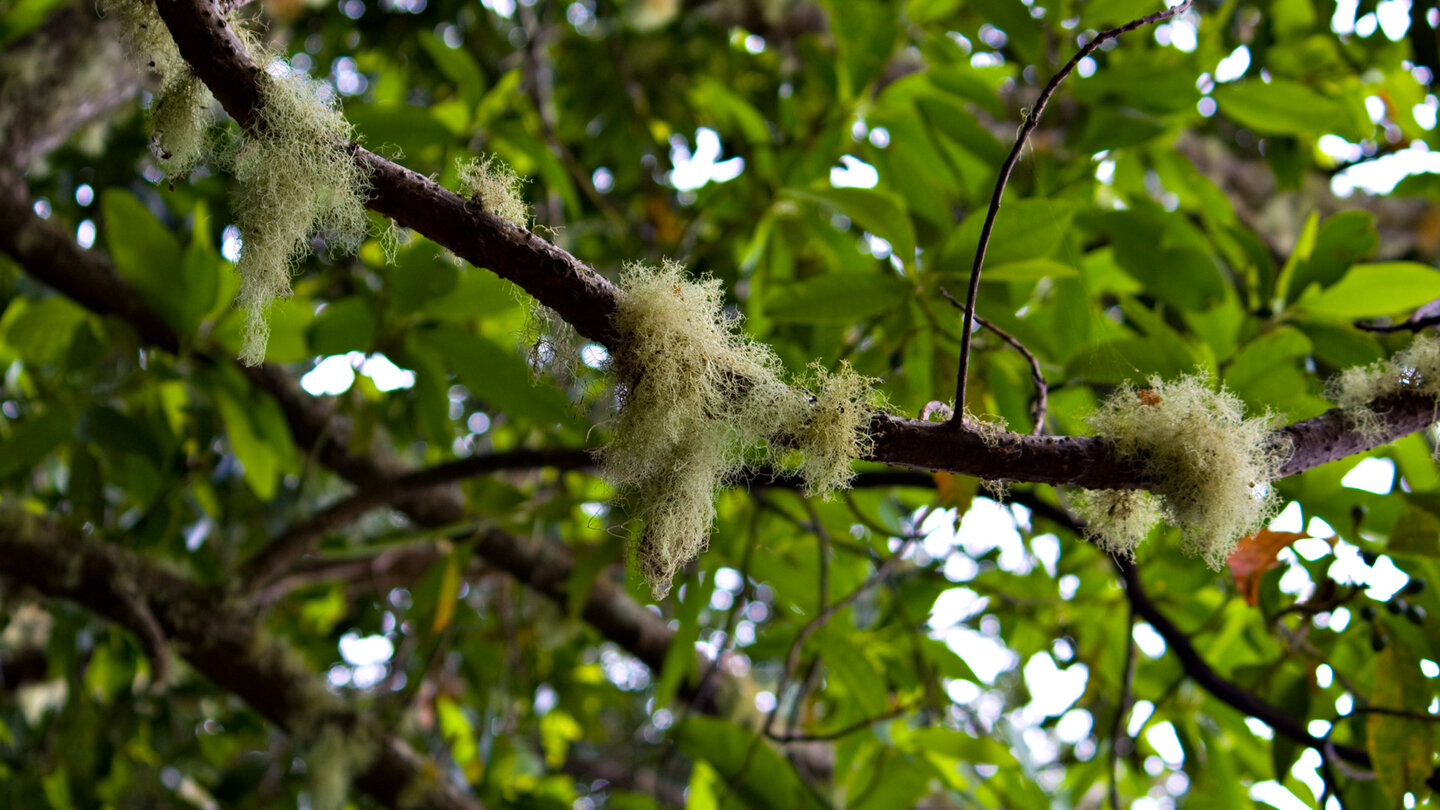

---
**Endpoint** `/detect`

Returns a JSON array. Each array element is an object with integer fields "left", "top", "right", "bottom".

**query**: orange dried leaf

[
  {"left": 1137, "top": 388, "right": 1162, "bottom": 407},
  {"left": 1228, "top": 529, "right": 1310, "bottom": 606}
]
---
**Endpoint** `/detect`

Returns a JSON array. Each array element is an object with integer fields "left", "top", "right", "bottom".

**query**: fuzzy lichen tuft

[
  {"left": 1324, "top": 336, "right": 1440, "bottom": 440},
  {"left": 457, "top": 154, "right": 529, "bottom": 228},
  {"left": 600, "top": 260, "right": 877, "bottom": 598},
  {"left": 790, "top": 361, "right": 881, "bottom": 496},
  {"left": 231, "top": 73, "right": 371, "bottom": 365},
  {"left": 1071, "top": 488, "right": 1163, "bottom": 558},
  {"left": 1078, "top": 374, "right": 1287, "bottom": 567},
  {"left": 102, "top": 0, "right": 215, "bottom": 179}
]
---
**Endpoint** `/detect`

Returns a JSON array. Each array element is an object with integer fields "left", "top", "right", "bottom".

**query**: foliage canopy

[{"left": 5, "top": 0, "right": 1440, "bottom": 808}]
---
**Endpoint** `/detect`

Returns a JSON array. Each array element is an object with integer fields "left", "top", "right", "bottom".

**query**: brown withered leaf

[{"left": 1228, "top": 529, "right": 1310, "bottom": 606}]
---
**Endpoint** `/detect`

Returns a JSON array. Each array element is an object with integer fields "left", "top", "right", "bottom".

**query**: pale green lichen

[
  {"left": 600, "top": 260, "right": 878, "bottom": 598},
  {"left": 1077, "top": 374, "right": 1288, "bottom": 567},
  {"left": 101, "top": 0, "right": 215, "bottom": 179},
  {"left": 1324, "top": 336, "right": 1440, "bottom": 440},
  {"left": 457, "top": 154, "right": 529, "bottom": 228},
  {"left": 791, "top": 361, "right": 880, "bottom": 496},
  {"left": 231, "top": 72, "right": 371, "bottom": 365},
  {"left": 1071, "top": 488, "right": 1163, "bottom": 559},
  {"left": 150, "top": 72, "right": 213, "bottom": 179}
]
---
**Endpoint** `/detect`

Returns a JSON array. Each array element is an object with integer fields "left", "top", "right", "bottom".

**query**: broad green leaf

[
  {"left": 1214, "top": 79, "right": 1354, "bottom": 138},
  {"left": 815, "top": 0, "right": 898, "bottom": 98},
  {"left": 1367, "top": 638, "right": 1437, "bottom": 804},
  {"left": 0, "top": 406, "right": 74, "bottom": 479},
  {"left": 102, "top": 190, "right": 186, "bottom": 331},
  {"left": 947, "top": 199, "right": 1076, "bottom": 271},
  {"left": 1, "top": 296, "right": 87, "bottom": 364},
  {"left": 673, "top": 717, "right": 826, "bottom": 810},
  {"left": 414, "top": 323, "right": 576, "bottom": 428},
  {"left": 764, "top": 272, "right": 909, "bottom": 322},
  {"left": 1284, "top": 210, "right": 1378, "bottom": 301},
  {"left": 418, "top": 31, "right": 483, "bottom": 111},
  {"left": 1389, "top": 505, "right": 1440, "bottom": 557},
  {"left": 787, "top": 187, "right": 917, "bottom": 267},
  {"left": 308, "top": 298, "right": 377, "bottom": 356},
  {"left": 980, "top": 258, "right": 1079, "bottom": 283},
  {"left": 216, "top": 392, "right": 281, "bottom": 501},
  {"left": 1297, "top": 262, "right": 1440, "bottom": 317}
]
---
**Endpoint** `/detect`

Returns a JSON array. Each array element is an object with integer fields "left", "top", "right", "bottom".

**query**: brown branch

[
  {"left": 951, "top": 0, "right": 1193, "bottom": 423},
  {"left": 243, "top": 448, "right": 593, "bottom": 590},
  {"left": 0, "top": 3, "right": 142, "bottom": 169},
  {"left": 144, "top": 0, "right": 1440, "bottom": 495},
  {"left": 0, "top": 512, "right": 483, "bottom": 810}
]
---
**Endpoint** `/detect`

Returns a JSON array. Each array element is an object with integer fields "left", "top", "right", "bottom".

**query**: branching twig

[
  {"left": 242, "top": 448, "right": 592, "bottom": 590},
  {"left": 951, "top": 0, "right": 1194, "bottom": 424},
  {"left": 940, "top": 286, "right": 1048, "bottom": 434}
]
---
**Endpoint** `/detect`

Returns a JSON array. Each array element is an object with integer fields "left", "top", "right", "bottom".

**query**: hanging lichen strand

[
  {"left": 601, "top": 260, "right": 877, "bottom": 599},
  {"left": 106, "top": 0, "right": 371, "bottom": 365},
  {"left": 102, "top": 0, "right": 213, "bottom": 178},
  {"left": 1076, "top": 374, "right": 1289, "bottom": 568},
  {"left": 230, "top": 73, "right": 371, "bottom": 365}
]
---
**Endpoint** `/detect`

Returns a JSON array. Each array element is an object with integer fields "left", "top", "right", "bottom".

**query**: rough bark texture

[{"left": 0, "top": 513, "right": 484, "bottom": 810}]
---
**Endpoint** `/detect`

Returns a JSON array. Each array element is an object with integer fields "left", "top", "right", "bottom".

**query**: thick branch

[
  {"left": 145, "top": 0, "right": 1440, "bottom": 492},
  {"left": 0, "top": 3, "right": 142, "bottom": 168},
  {"left": 0, "top": 512, "right": 482, "bottom": 810}
]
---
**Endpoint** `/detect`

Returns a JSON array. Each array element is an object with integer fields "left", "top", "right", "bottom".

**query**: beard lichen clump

[
  {"left": 1078, "top": 374, "right": 1288, "bottom": 567},
  {"left": 231, "top": 73, "right": 371, "bottom": 365},
  {"left": 1324, "top": 336, "right": 1440, "bottom": 440},
  {"left": 601, "top": 260, "right": 876, "bottom": 598},
  {"left": 457, "top": 154, "right": 529, "bottom": 228},
  {"left": 102, "top": 0, "right": 214, "bottom": 178},
  {"left": 790, "top": 361, "right": 880, "bottom": 496}
]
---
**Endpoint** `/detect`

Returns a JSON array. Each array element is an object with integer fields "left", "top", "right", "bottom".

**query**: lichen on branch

[
  {"left": 1324, "top": 335, "right": 1440, "bottom": 439},
  {"left": 1076, "top": 374, "right": 1288, "bottom": 567},
  {"left": 599, "top": 260, "right": 878, "bottom": 598},
  {"left": 229, "top": 70, "right": 371, "bottom": 365}
]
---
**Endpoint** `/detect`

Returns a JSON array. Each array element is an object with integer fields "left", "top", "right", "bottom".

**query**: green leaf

[
  {"left": 673, "top": 717, "right": 826, "bottom": 810},
  {"left": 947, "top": 199, "right": 1077, "bottom": 270},
  {"left": 0, "top": 406, "right": 74, "bottom": 479},
  {"left": 787, "top": 187, "right": 916, "bottom": 268},
  {"left": 764, "top": 272, "right": 909, "bottom": 322},
  {"left": 216, "top": 391, "right": 282, "bottom": 501},
  {"left": 1297, "top": 262, "right": 1440, "bottom": 317},
  {"left": 414, "top": 323, "right": 576, "bottom": 428},
  {"left": 1368, "top": 638, "right": 1437, "bottom": 804},
  {"left": 815, "top": 0, "right": 898, "bottom": 99},
  {"left": 102, "top": 189, "right": 186, "bottom": 330},
  {"left": 1284, "top": 211, "right": 1378, "bottom": 301},
  {"left": 419, "top": 31, "right": 484, "bottom": 111},
  {"left": 1390, "top": 505, "right": 1440, "bottom": 557},
  {"left": 308, "top": 298, "right": 377, "bottom": 356},
  {"left": 1, "top": 296, "right": 88, "bottom": 364},
  {"left": 1214, "top": 79, "right": 1355, "bottom": 138},
  {"left": 980, "top": 258, "right": 1079, "bottom": 283}
]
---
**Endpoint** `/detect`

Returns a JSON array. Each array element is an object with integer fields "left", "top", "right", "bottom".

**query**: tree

[{"left": 2, "top": 0, "right": 1440, "bottom": 806}]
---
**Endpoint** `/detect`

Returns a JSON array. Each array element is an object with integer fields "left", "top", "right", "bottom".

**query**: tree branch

[
  {"left": 142, "top": 0, "right": 1440, "bottom": 495},
  {"left": 0, "top": 512, "right": 484, "bottom": 810}
]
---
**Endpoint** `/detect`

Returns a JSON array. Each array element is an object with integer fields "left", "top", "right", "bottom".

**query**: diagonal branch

[
  {"left": 143, "top": 0, "right": 1440, "bottom": 494},
  {"left": 0, "top": 512, "right": 484, "bottom": 810},
  {"left": 243, "top": 448, "right": 593, "bottom": 590}
]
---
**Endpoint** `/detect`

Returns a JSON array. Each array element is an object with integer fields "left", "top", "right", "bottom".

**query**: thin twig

[
  {"left": 940, "top": 286, "right": 1048, "bottom": 434},
  {"left": 241, "top": 448, "right": 591, "bottom": 591},
  {"left": 951, "top": 0, "right": 1194, "bottom": 424},
  {"left": 763, "top": 536, "right": 917, "bottom": 740},
  {"left": 1107, "top": 603, "right": 1138, "bottom": 810}
]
